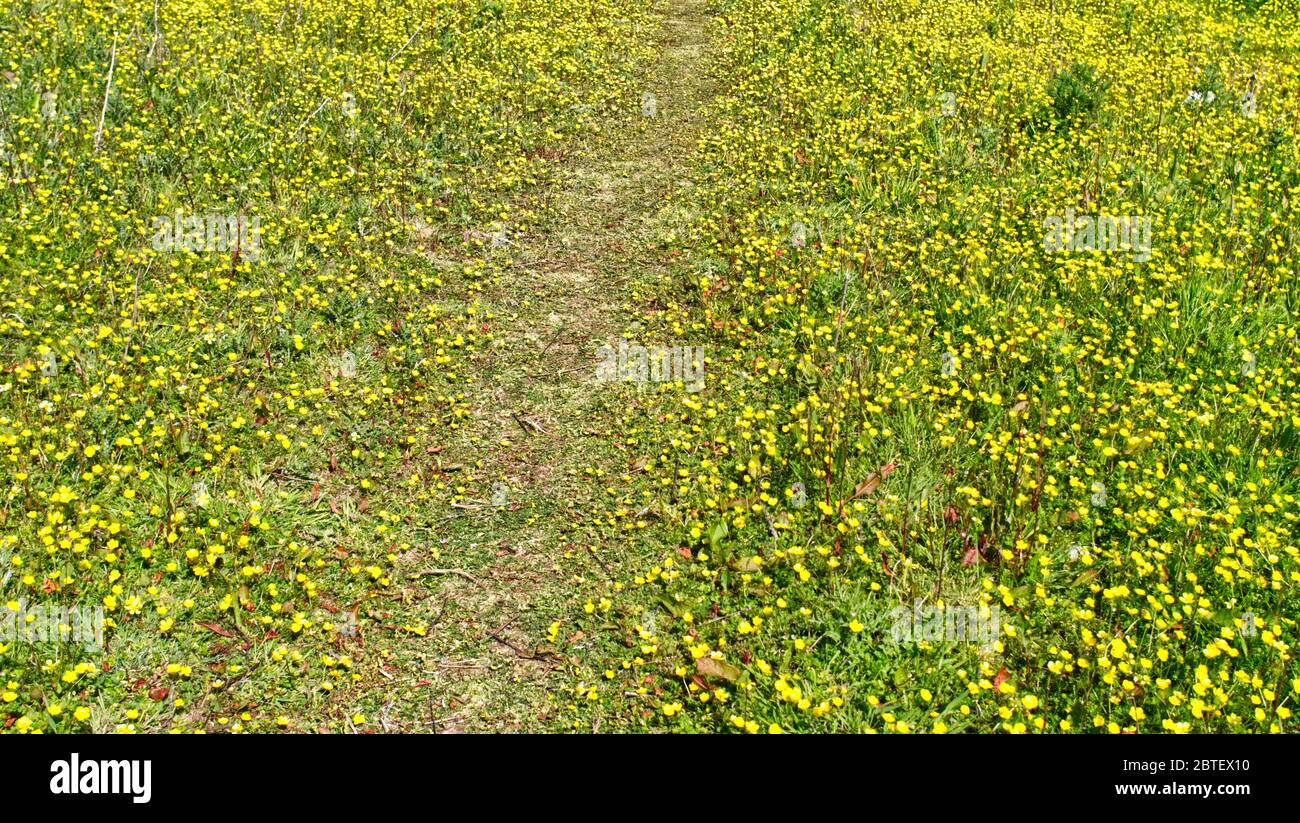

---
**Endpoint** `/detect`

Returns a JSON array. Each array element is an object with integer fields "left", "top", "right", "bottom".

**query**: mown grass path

[{"left": 392, "top": 0, "right": 714, "bottom": 731}]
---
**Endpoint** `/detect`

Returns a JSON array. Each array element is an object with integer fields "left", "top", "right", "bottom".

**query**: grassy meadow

[{"left": 1, "top": 0, "right": 1297, "bottom": 733}]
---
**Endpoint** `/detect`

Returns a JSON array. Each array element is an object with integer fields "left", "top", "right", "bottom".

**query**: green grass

[
  {"left": 4, "top": 0, "right": 1297, "bottom": 736},
  {"left": 561, "top": 0, "right": 1300, "bottom": 734}
]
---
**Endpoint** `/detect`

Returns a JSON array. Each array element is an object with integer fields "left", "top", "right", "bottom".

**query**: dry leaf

[
  {"left": 196, "top": 622, "right": 235, "bottom": 638},
  {"left": 853, "top": 473, "right": 880, "bottom": 498},
  {"left": 696, "top": 657, "right": 741, "bottom": 683}
]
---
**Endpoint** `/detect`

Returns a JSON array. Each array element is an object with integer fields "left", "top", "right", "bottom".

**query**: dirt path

[{"left": 402, "top": 0, "right": 715, "bottom": 732}]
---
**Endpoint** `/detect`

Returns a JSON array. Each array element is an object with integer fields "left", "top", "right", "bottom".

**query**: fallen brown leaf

[
  {"left": 196, "top": 622, "right": 235, "bottom": 638},
  {"left": 695, "top": 656, "right": 741, "bottom": 683}
]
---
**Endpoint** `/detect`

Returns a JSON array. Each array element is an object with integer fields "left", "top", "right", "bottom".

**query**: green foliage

[{"left": 1044, "top": 62, "right": 1109, "bottom": 129}]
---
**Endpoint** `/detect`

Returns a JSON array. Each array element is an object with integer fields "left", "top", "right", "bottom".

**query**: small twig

[
  {"left": 93, "top": 32, "right": 118, "bottom": 152},
  {"left": 268, "top": 468, "right": 319, "bottom": 485},
  {"left": 428, "top": 600, "right": 448, "bottom": 629},
  {"left": 511, "top": 411, "right": 546, "bottom": 434},
  {"left": 122, "top": 262, "right": 147, "bottom": 363},
  {"left": 540, "top": 328, "right": 568, "bottom": 356},
  {"left": 291, "top": 97, "right": 332, "bottom": 139},
  {"left": 764, "top": 511, "right": 780, "bottom": 548},
  {"left": 417, "top": 568, "right": 484, "bottom": 587},
  {"left": 148, "top": 0, "right": 167, "bottom": 64},
  {"left": 584, "top": 544, "right": 614, "bottom": 576},
  {"left": 387, "top": 25, "right": 424, "bottom": 63},
  {"left": 832, "top": 268, "right": 850, "bottom": 350}
]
